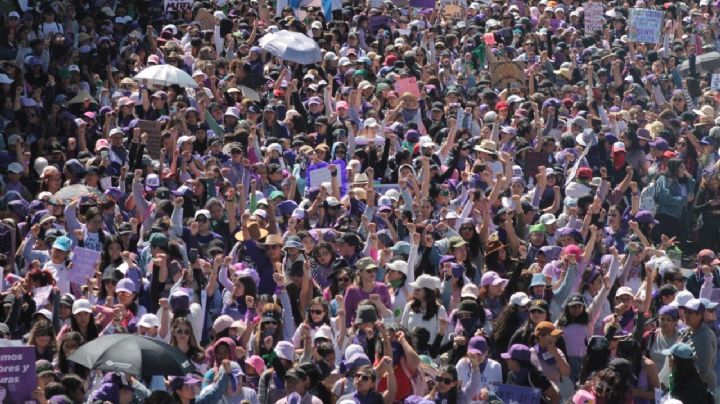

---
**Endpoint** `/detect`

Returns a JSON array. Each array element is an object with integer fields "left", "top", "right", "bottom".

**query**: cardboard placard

[
  {"left": 628, "top": 8, "right": 663, "bottom": 44},
  {"left": 409, "top": 0, "right": 435, "bottom": 8},
  {"left": 67, "top": 246, "right": 101, "bottom": 284},
  {"left": 394, "top": 77, "right": 421, "bottom": 98},
  {"left": 489, "top": 61, "right": 526, "bottom": 89},
  {"left": 712, "top": 74, "right": 720, "bottom": 90},
  {"left": 195, "top": 8, "right": 215, "bottom": 30},
  {"left": 585, "top": 3, "right": 604, "bottom": 32},
  {"left": 138, "top": 120, "right": 164, "bottom": 159},
  {"left": 442, "top": 4, "right": 463, "bottom": 19},
  {"left": 369, "top": 15, "right": 392, "bottom": 33},
  {"left": 0, "top": 346, "right": 37, "bottom": 403},
  {"left": 524, "top": 151, "right": 550, "bottom": 177},
  {"left": 309, "top": 166, "right": 333, "bottom": 188},
  {"left": 491, "top": 383, "right": 542, "bottom": 404},
  {"left": 164, "top": 0, "right": 193, "bottom": 13}
]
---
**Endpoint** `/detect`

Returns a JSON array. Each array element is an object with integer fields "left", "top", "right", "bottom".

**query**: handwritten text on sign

[
  {"left": 165, "top": 0, "right": 193, "bottom": 13},
  {"left": 629, "top": 8, "right": 663, "bottom": 44}
]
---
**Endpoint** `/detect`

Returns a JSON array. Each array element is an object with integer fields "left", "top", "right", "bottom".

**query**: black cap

[
  {"left": 457, "top": 300, "right": 480, "bottom": 315},
  {"left": 566, "top": 294, "right": 586, "bottom": 306},
  {"left": 659, "top": 283, "right": 678, "bottom": 297},
  {"left": 529, "top": 299, "right": 548, "bottom": 313},
  {"left": 284, "top": 368, "right": 307, "bottom": 381},
  {"left": 155, "top": 187, "right": 171, "bottom": 200}
]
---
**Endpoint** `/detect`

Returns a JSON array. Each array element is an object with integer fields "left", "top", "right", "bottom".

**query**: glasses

[
  {"left": 175, "top": 328, "right": 191, "bottom": 335},
  {"left": 196, "top": 218, "right": 209, "bottom": 223},
  {"left": 338, "top": 276, "right": 350, "bottom": 283},
  {"left": 354, "top": 374, "right": 372, "bottom": 382},
  {"left": 231, "top": 150, "right": 242, "bottom": 155},
  {"left": 318, "top": 250, "right": 330, "bottom": 257},
  {"left": 309, "top": 309, "right": 324, "bottom": 315},
  {"left": 268, "top": 245, "right": 281, "bottom": 250},
  {"left": 435, "top": 376, "right": 454, "bottom": 384},
  {"left": 461, "top": 226, "right": 474, "bottom": 232},
  {"left": 365, "top": 268, "right": 378, "bottom": 274}
]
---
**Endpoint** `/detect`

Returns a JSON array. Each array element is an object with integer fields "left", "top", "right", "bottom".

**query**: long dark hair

[
  {"left": 410, "top": 287, "right": 439, "bottom": 321},
  {"left": 557, "top": 298, "right": 589, "bottom": 327},
  {"left": 70, "top": 312, "right": 99, "bottom": 342},
  {"left": 428, "top": 364, "right": 459, "bottom": 403},
  {"left": 670, "top": 355, "right": 709, "bottom": 401},
  {"left": 303, "top": 297, "right": 331, "bottom": 326},
  {"left": 57, "top": 331, "right": 89, "bottom": 378},
  {"left": 578, "top": 338, "right": 610, "bottom": 384},
  {"left": 592, "top": 367, "right": 632, "bottom": 403},
  {"left": 99, "top": 235, "right": 124, "bottom": 274},
  {"left": 666, "top": 158, "right": 684, "bottom": 179},
  {"left": 491, "top": 303, "right": 526, "bottom": 356}
]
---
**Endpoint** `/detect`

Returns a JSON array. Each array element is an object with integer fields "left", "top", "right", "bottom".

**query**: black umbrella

[
  {"left": 67, "top": 334, "right": 195, "bottom": 378},
  {"left": 678, "top": 52, "right": 720, "bottom": 76}
]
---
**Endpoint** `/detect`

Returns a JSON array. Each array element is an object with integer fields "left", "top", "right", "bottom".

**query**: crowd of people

[{"left": 2, "top": 0, "right": 720, "bottom": 403}]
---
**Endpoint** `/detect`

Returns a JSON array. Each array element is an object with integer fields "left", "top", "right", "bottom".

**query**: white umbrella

[
  {"left": 134, "top": 64, "right": 197, "bottom": 88},
  {"left": 259, "top": 30, "right": 322, "bottom": 65}
]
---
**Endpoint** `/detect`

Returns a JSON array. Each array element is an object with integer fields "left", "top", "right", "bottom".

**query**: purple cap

[
  {"left": 451, "top": 263, "right": 464, "bottom": 278},
  {"left": 439, "top": 255, "right": 456, "bottom": 265},
  {"left": 501, "top": 344, "right": 531, "bottom": 362},
  {"left": 468, "top": 336, "right": 488, "bottom": 354},
  {"left": 650, "top": 138, "right": 669, "bottom": 151},
  {"left": 635, "top": 210, "right": 659, "bottom": 225},
  {"left": 658, "top": 305, "right": 679, "bottom": 320}
]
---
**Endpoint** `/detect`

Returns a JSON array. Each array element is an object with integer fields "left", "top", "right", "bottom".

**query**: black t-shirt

[{"left": 507, "top": 367, "right": 552, "bottom": 403}]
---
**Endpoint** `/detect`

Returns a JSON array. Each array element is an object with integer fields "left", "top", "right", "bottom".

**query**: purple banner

[
  {"left": 409, "top": 0, "right": 434, "bottom": 8},
  {"left": 0, "top": 345, "right": 37, "bottom": 403},
  {"left": 493, "top": 383, "right": 542, "bottom": 404}
]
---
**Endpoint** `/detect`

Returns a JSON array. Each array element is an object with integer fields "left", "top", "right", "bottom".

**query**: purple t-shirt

[{"left": 343, "top": 282, "right": 392, "bottom": 327}]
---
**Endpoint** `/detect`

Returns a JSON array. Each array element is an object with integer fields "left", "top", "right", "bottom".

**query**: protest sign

[
  {"left": 489, "top": 61, "right": 526, "bottom": 89},
  {"left": 492, "top": 383, "right": 542, "bottom": 404},
  {"left": 240, "top": 86, "right": 261, "bottom": 102},
  {"left": 409, "top": 0, "right": 435, "bottom": 8},
  {"left": 523, "top": 151, "right": 550, "bottom": 177},
  {"left": 585, "top": 3, "right": 604, "bottom": 32},
  {"left": 138, "top": 120, "right": 164, "bottom": 159},
  {"left": 195, "top": 8, "right": 215, "bottom": 30},
  {"left": 712, "top": 74, "right": 720, "bottom": 90},
  {"left": 442, "top": 4, "right": 463, "bottom": 19},
  {"left": 394, "top": 77, "right": 421, "bottom": 98},
  {"left": 309, "top": 166, "right": 333, "bottom": 188},
  {"left": 68, "top": 246, "right": 101, "bottom": 284},
  {"left": 33, "top": 285, "right": 52, "bottom": 307},
  {"left": 0, "top": 222, "right": 16, "bottom": 266},
  {"left": 711, "top": 288, "right": 720, "bottom": 317},
  {"left": 628, "top": 8, "right": 663, "bottom": 44},
  {"left": 484, "top": 32, "right": 497, "bottom": 46},
  {"left": 369, "top": 15, "right": 391, "bottom": 33},
  {"left": 165, "top": 0, "right": 192, "bottom": 13},
  {"left": 0, "top": 345, "right": 37, "bottom": 404}
]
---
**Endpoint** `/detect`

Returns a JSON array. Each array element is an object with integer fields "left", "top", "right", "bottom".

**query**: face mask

[
  {"left": 459, "top": 317, "right": 475, "bottom": 333},
  {"left": 517, "top": 310, "right": 529, "bottom": 324},
  {"left": 389, "top": 279, "right": 404, "bottom": 289},
  {"left": 245, "top": 375, "right": 260, "bottom": 388},
  {"left": 261, "top": 327, "right": 275, "bottom": 339}
]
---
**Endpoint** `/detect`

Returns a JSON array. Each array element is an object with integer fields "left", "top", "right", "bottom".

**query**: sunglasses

[
  {"left": 461, "top": 226, "right": 473, "bottom": 231},
  {"left": 435, "top": 376, "right": 454, "bottom": 384},
  {"left": 354, "top": 374, "right": 372, "bottom": 382},
  {"left": 338, "top": 276, "right": 350, "bottom": 283},
  {"left": 196, "top": 218, "right": 209, "bottom": 223},
  {"left": 309, "top": 309, "right": 324, "bottom": 315},
  {"left": 365, "top": 268, "right": 378, "bottom": 274},
  {"left": 175, "top": 328, "right": 191, "bottom": 335}
]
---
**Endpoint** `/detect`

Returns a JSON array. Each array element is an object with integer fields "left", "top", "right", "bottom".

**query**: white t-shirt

[
  {"left": 44, "top": 261, "right": 69, "bottom": 294},
  {"left": 400, "top": 302, "right": 448, "bottom": 339},
  {"left": 456, "top": 356, "right": 502, "bottom": 399}
]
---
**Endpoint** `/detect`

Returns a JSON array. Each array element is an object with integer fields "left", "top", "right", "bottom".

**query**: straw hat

[{"left": 234, "top": 221, "right": 269, "bottom": 241}]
